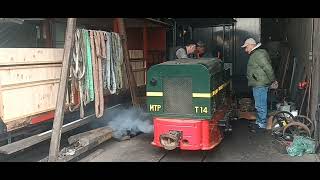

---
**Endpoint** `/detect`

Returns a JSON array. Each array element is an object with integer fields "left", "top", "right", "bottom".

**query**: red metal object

[
  {"left": 31, "top": 111, "right": 55, "bottom": 124},
  {"left": 152, "top": 109, "right": 226, "bottom": 150},
  {"left": 298, "top": 81, "right": 308, "bottom": 89}
]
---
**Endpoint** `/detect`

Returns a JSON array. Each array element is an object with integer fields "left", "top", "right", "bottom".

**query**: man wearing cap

[
  {"left": 175, "top": 40, "right": 197, "bottom": 59},
  {"left": 241, "top": 38, "right": 278, "bottom": 133}
]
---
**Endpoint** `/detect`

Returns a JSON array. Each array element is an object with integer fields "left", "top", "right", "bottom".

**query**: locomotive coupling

[{"left": 159, "top": 131, "right": 182, "bottom": 150}]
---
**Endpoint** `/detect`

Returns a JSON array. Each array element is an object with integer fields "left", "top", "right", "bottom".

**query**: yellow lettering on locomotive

[
  {"left": 202, "top": 107, "right": 208, "bottom": 113},
  {"left": 195, "top": 106, "right": 200, "bottom": 113},
  {"left": 150, "top": 104, "right": 161, "bottom": 112},
  {"left": 195, "top": 106, "right": 208, "bottom": 114}
]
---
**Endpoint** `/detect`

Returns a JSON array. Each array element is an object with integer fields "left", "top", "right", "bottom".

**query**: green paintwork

[{"left": 147, "top": 58, "right": 227, "bottom": 120}]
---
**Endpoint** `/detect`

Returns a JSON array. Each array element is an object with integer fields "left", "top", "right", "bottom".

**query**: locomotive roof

[{"left": 161, "top": 58, "right": 222, "bottom": 67}]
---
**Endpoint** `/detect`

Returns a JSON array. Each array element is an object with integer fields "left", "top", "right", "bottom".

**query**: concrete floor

[
  {"left": 80, "top": 119, "right": 320, "bottom": 162},
  {"left": 2, "top": 101, "right": 319, "bottom": 162}
]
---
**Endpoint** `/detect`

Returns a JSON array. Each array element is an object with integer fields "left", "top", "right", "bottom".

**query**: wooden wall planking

[
  {"left": 0, "top": 64, "right": 62, "bottom": 86},
  {"left": 0, "top": 48, "right": 64, "bottom": 65},
  {"left": 1, "top": 80, "right": 60, "bottom": 122},
  {"left": 0, "top": 48, "right": 64, "bottom": 130},
  {"left": 129, "top": 50, "right": 145, "bottom": 86}
]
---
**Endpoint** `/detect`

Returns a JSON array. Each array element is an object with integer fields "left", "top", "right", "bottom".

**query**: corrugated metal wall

[
  {"left": 285, "top": 18, "right": 313, "bottom": 101},
  {"left": 233, "top": 18, "right": 261, "bottom": 96},
  {"left": 234, "top": 18, "right": 261, "bottom": 76}
]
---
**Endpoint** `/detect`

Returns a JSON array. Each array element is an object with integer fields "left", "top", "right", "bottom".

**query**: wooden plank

[
  {"left": 68, "top": 126, "right": 113, "bottom": 146},
  {"left": 0, "top": 104, "right": 122, "bottom": 155},
  {"left": 1, "top": 81, "right": 60, "bottom": 121},
  {"left": 0, "top": 48, "right": 64, "bottom": 66},
  {"left": 40, "top": 128, "right": 113, "bottom": 162},
  {"left": 133, "top": 71, "right": 145, "bottom": 86},
  {"left": 0, "top": 113, "right": 94, "bottom": 155},
  {"left": 131, "top": 60, "right": 145, "bottom": 86},
  {"left": 129, "top": 50, "right": 143, "bottom": 59},
  {"left": 0, "top": 79, "right": 60, "bottom": 91},
  {"left": 0, "top": 64, "right": 62, "bottom": 86},
  {"left": 48, "top": 18, "right": 77, "bottom": 162}
]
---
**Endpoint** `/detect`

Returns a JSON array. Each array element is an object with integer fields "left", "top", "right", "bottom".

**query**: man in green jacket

[{"left": 242, "top": 38, "right": 278, "bottom": 133}]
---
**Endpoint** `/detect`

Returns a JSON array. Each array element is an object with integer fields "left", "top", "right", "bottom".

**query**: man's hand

[{"left": 270, "top": 80, "right": 278, "bottom": 89}]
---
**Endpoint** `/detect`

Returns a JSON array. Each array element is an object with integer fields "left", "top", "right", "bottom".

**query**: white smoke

[{"left": 107, "top": 107, "right": 153, "bottom": 139}]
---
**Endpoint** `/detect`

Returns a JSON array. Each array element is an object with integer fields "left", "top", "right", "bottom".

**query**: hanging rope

[
  {"left": 67, "top": 28, "right": 124, "bottom": 118},
  {"left": 112, "top": 32, "right": 124, "bottom": 92},
  {"left": 83, "top": 29, "right": 94, "bottom": 104},
  {"left": 104, "top": 32, "right": 124, "bottom": 94},
  {"left": 68, "top": 29, "right": 86, "bottom": 118}
]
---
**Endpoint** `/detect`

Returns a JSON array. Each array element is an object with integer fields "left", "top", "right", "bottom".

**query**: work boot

[
  {"left": 249, "top": 125, "right": 267, "bottom": 134},
  {"left": 248, "top": 121, "right": 257, "bottom": 128}
]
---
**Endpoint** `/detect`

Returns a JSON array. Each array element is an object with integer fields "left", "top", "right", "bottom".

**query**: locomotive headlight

[{"left": 150, "top": 78, "right": 157, "bottom": 86}]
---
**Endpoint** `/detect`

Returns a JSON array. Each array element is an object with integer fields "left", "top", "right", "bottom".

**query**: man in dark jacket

[
  {"left": 242, "top": 38, "right": 278, "bottom": 133},
  {"left": 194, "top": 41, "right": 214, "bottom": 59},
  {"left": 173, "top": 40, "right": 197, "bottom": 59}
]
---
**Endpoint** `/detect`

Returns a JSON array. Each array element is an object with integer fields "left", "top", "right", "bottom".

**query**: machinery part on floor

[
  {"left": 238, "top": 98, "right": 254, "bottom": 112},
  {"left": 272, "top": 136, "right": 292, "bottom": 154},
  {"left": 271, "top": 111, "right": 294, "bottom": 136},
  {"left": 293, "top": 115, "right": 314, "bottom": 136},
  {"left": 276, "top": 101, "right": 295, "bottom": 112},
  {"left": 218, "top": 111, "right": 233, "bottom": 134},
  {"left": 159, "top": 131, "right": 182, "bottom": 150},
  {"left": 282, "top": 121, "right": 311, "bottom": 141}
]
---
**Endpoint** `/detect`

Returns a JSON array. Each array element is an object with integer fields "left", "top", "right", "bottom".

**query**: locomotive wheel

[
  {"left": 271, "top": 111, "right": 294, "bottom": 136},
  {"left": 282, "top": 122, "right": 311, "bottom": 141},
  {"left": 293, "top": 115, "right": 314, "bottom": 135}
]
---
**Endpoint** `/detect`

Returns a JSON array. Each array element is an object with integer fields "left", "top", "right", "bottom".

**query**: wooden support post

[
  {"left": 116, "top": 18, "right": 139, "bottom": 106},
  {"left": 48, "top": 18, "right": 77, "bottom": 162},
  {"left": 311, "top": 18, "right": 320, "bottom": 146},
  {"left": 143, "top": 23, "right": 148, "bottom": 85}
]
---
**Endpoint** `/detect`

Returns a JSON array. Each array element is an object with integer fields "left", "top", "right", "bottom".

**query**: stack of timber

[{"left": 0, "top": 48, "right": 64, "bottom": 131}]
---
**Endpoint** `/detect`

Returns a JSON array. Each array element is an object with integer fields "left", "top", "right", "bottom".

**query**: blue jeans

[{"left": 252, "top": 86, "right": 268, "bottom": 128}]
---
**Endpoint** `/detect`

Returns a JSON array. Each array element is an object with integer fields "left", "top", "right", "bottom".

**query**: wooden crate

[{"left": 0, "top": 48, "right": 64, "bottom": 131}]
